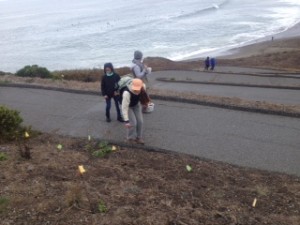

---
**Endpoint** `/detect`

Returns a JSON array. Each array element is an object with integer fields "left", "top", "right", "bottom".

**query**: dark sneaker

[
  {"left": 135, "top": 138, "right": 145, "bottom": 145},
  {"left": 106, "top": 118, "right": 111, "bottom": 122},
  {"left": 125, "top": 138, "right": 136, "bottom": 144},
  {"left": 118, "top": 117, "right": 125, "bottom": 122}
]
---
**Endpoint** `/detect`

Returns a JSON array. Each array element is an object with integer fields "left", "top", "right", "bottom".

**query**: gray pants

[{"left": 127, "top": 103, "right": 143, "bottom": 139}]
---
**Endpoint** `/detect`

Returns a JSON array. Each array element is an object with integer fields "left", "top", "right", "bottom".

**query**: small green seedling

[
  {"left": 0, "top": 196, "right": 9, "bottom": 213},
  {"left": 98, "top": 200, "right": 107, "bottom": 213},
  {"left": 0, "top": 153, "right": 8, "bottom": 161}
]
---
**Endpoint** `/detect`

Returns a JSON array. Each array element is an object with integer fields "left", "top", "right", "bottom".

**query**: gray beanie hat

[{"left": 134, "top": 50, "right": 143, "bottom": 60}]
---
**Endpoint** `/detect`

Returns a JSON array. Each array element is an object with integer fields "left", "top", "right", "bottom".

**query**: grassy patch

[
  {"left": 0, "top": 197, "right": 9, "bottom": 213},
  {"left": 98, "top": 200, "right": 108, "bottom": 213},
  {"left": 92, "top": 141, "right": 113, "bottom": 158},
  {"left": 0, "top": 153, "right": 8, "bottom": 161}
]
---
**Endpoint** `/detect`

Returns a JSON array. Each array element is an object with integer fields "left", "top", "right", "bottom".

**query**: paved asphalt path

[
  {"left": 149, "top": 70, "right": 300, "bottom": 105},
  {"left": 1, "top": 87, "right": 300, "bottom": 176}
]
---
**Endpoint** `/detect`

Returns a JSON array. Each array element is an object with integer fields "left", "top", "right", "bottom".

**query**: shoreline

[
  {"left": 1, "top": 22, "right": 300, "bottom": 73},
  {"left": 182, "top": 21, "right": 300, "bottom": 61}
]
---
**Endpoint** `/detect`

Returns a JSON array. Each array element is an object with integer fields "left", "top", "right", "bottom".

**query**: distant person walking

[
  {"left": 131, "top": 50, "right": 152, "bottom": 87},
  {"left": 210, "top": 57, "right": 216, "bottom": 71},
  {"left": 204, "top": 56, "right": 210, "bottom": 71},
  {"left": 101, "top": 62, "right": 123, "bottom": 123},
  {"left": 122, "top": 78, "right": 145, "bottom": 145}
]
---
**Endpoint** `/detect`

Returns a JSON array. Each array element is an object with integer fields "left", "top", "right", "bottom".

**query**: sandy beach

[{"left": 217, "top": 21, "right": 300, "bottom": 59}]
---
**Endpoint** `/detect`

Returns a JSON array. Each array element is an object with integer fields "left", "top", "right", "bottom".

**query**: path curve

[
  {"left": 149, "top": 70, "right": 300, "bottom": 105},
  {"left": 1, "top": 87, "right": 299, "bottom": 176}
]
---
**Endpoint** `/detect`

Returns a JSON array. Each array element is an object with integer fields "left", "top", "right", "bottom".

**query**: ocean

[{"left": 1, "top": 0, "right": 300, "bottom": 72}]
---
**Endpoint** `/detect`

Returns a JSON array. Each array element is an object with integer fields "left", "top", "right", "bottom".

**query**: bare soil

[{"left": 0, "top": 134, "right": 299, "bottom": 225}]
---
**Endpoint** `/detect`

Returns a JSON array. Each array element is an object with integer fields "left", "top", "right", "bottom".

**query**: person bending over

[{"left": 122, "top": 78, "right": 145, "bottom": 145}]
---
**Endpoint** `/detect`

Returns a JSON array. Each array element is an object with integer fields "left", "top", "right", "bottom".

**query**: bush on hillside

[
  {"left": 0, "top": 105, "right": 23, "bottom": 143},
  {"left": 52, "top": 68, "right": 102, "bottom": 82},
  {"left": 52, "top": 67, "right": 131, "bottom": 82},
  {"left": 16, "top": 65, "right": 51, "bottom": 78}
]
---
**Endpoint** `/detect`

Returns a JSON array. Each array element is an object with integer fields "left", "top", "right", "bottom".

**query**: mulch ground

[{"left": 0, "top": 134, "right": 299, "bottom": 225}]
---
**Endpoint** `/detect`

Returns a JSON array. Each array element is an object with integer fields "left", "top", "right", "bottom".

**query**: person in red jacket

[{"left": 101, "top": 63, "right": 123, "bottom": 122}]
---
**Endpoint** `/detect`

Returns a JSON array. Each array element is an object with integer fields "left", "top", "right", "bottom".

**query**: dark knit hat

[{"left": 134, "top": 50, "right": 143, "bottom": 60}]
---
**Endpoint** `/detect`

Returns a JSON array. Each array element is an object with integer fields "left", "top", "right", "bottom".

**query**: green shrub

[
  {"left": 92, "top": 141, "right": 112, "bottom": 158},
  {"left": 0, "top": 105, "right": 23, "bottom": 142},
  {"left": 16, "top": 65, "right": 51, "bottom": 79},
  {"left": 0, "top": 153, "right": 8, "bottom": 161}
]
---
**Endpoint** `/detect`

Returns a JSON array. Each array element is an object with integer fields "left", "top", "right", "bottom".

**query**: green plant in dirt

[
  {"left": 98, "top": 200, "right": 107, "bottom": 213},
  {"left": 0, "top": 196, "right": 9, "bottom": 213},
  {"left": 0, "top": 105, "right": 23, "bottom": 143},
  {"left": 0, "top": 106, "right": 34, "bottom": 158},
  {"left": 0, "top": 153, "right": 8, "bottom": 161},
  {"left": 92, "top": 141, "right": 112, "bottom": 158},
  {"left": 16, "top": 65, "right": 51, "bottom": 79}
]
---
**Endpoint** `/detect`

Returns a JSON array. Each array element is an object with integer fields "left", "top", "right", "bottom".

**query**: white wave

[
  {"left": 212, "top": 4, "right": 219, "bottom": 9},
  {"left": 280, "top": 0, "right": 300, "bottom": 5},
  {"left": 169, "top": 47, "right": 219, "bottom": 61},
  {"left": 172, "top": 0, "right": 228, "bottom": 20},
  {"left": 152, "top": 43, "right": 172, "bottom": 49}
]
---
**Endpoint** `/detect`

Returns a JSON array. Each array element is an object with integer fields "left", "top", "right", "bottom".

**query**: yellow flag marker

[
  {"left": 88, "top": 135, "right": 91, "bottom": 141},
  {"left": 186, "top": 165, "right": 192, "bottom": 172},
  {"left": 57, "top": 144, "right": 63, "bottom": 150},
  {"left": 111, "top": 145, "right": 117, "bottom": 151},
  {"left": 25, "top": 132, "right": 30, "bottom": 138},
  {"left": 252, "top": 198, "right": 257, "bottom": 207},
  {"left": 78, "top": 165, "right": 86, "bottom": 174}
]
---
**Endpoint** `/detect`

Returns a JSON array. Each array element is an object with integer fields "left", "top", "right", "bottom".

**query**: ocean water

[{"left": 1, "top": 0, "right": 300, "bottom": 72}]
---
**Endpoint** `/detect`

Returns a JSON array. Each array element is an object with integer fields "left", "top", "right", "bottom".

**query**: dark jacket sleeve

[
  {"left": 114, "top": 73, "right": 121, "bottom": 91},
  {"left": 101, "top": 76, "right": 106, "bottom": 96}
]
